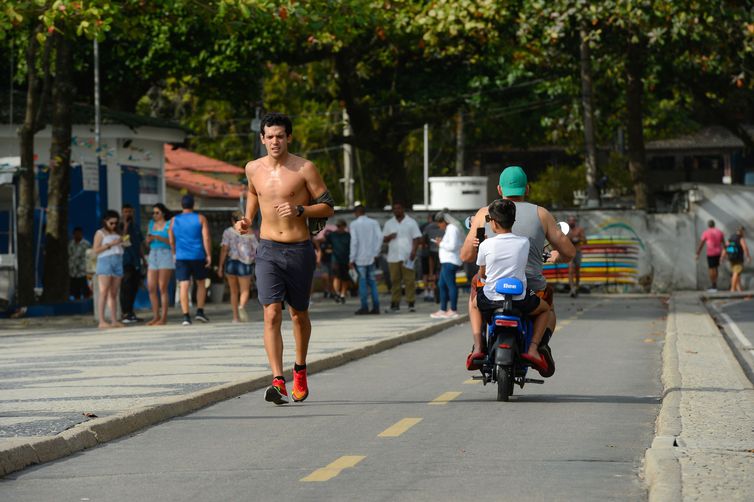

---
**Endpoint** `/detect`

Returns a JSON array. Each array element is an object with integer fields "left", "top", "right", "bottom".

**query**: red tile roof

[
  {"left": 164, "top": 145, "right": 246, "bottom": 199},
  {"left": 164, "top": 145, "right": 245, "bottom": 174}
]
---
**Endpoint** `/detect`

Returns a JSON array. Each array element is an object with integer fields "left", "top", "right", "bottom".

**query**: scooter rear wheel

[{"left": 496, "top": 364, "right": 514, "bottom": 402}]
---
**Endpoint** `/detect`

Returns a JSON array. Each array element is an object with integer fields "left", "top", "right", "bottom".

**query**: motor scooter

[
  {"left": 470, "top": 277, "right": 548, "bottom": 401},
  {"left": 465, "top": 218, "right": 570, "bottom": 401}
]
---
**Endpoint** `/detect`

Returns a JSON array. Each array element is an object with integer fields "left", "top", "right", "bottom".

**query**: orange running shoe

[
  {"left": 292, "top": 367, "right": 309, "bottom": 402},
  {"left": 264, "top": 377, "right": 289, "bottom": 405}
]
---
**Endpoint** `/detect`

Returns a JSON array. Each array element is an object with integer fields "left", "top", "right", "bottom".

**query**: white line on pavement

[{"left": 711, "top": 305, "right": 753, "bottom": 349}]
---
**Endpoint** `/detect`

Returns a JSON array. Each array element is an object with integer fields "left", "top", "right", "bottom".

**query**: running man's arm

[{"left": 302, "top": 161, "right": 335, "bottom": 218}]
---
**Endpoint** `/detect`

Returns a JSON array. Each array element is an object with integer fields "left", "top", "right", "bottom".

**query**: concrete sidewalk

[
  {"left": 0, "top": 294, "right": 468, "bottom": 476},
  {"left": 645, "top": 292, "right": 754, "bottom": 501}
]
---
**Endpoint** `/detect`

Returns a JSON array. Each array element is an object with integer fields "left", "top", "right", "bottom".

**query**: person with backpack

[{"left": 723, "top": 226, "right": 750, "bottom": 292}]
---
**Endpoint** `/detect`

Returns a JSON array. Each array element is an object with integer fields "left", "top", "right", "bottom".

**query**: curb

[
  {"left": 0, "top": 315, "right": 468, "bottom": 478},
  {"left": 643, "top": 293, "right": 683, "bottom": 502}
]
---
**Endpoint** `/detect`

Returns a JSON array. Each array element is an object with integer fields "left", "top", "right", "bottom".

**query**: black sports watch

[{"left": 296, "top": 205, "right": 305, "bottom": 217}]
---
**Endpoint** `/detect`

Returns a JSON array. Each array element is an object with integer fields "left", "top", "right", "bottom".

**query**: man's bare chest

[{"left": 253, "top": 169, "right": 306, "bottom": 200}]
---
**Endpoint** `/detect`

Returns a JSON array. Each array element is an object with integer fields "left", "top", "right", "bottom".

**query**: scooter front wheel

[{"left": 496, "top": 364, "right": 514, "bottom": 402}]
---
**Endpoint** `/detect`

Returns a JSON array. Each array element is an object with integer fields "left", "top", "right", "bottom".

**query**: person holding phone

[
  {"left": 430, "top": 212, "right": 463, "bottom": 319},
  {"left": 93, "top": 210, "right": 125, "bottom": 329}
]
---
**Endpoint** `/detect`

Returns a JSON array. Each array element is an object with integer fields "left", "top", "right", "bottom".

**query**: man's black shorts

[
  {"left": 421, "top": 251, "right": 439, "bottom": 277},
  {"left": 255, "top": 239, "right": 316, "bottom": 311},
  {"left": 476, "top": 286, "right": 540, "bottom": 324},
  {"left": 331, "top": 260, "right": 350, "bottom": 281},
  {"left": 707, "top": 255, "right": 721, "bottom": 269}
]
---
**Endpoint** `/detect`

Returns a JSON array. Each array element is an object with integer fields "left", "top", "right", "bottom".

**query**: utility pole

[
  {"left": 455, "top": 109, "right": 464, "bottom": 176},
  {"left": 580, "top": 26, "right": 600, "bottom": 207},
  {"left": 93, "top": 39, "right": 101, "bottom": 161},
  {"left": 423, "top": 123, "right": 429, "bottom": 208},
  {"left": 342, "top": 109, "right": 354, "bottom": 207}
]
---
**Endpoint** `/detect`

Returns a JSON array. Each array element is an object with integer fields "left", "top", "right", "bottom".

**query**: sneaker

[
  {"left": 238, "top": 305, "right": 249, "bottom": 322},
  {"left": 292, "top": 368, "right": 309, "bottom": 402},
  {"left": 389, "top": 303, "right": 400, "bottom": 312},
  {"left": 430, "top": 310, "right": 447, "bottom": 319},
  {"left": 445, "top": 310, "right": 459, "bottom": 319},
  {"left": 121, "top": 314, "right": 138, "bottom": 324},
  {"left": 340, "top": 295, "right": 346, "bottom": 304},
  {"left": 264, "top": 378, "right": 289, "bottom": 405},
  {"left": 195, "top": 311, "right": 209, "bottom": 323},
  {"left": 706, "top": 288, "right": 718, "bottom": 293},
  {"left": 354, "top": 308, "right": 370, "bottom": 315},
  {"left": 408, "top": 302, "right": 416, "bottom": 313},
  {"left": 369, "top": 308, "right": 380, "bottom": 315},
  {"left": 181, "top": 314, "right": 192, "bottom": 326}
]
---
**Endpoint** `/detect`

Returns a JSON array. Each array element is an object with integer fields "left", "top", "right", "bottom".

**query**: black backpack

[{"left": 726, "top": 235, "right": 743, "bottom": 261}]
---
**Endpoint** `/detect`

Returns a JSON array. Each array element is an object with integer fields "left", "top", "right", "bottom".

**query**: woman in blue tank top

[{"left": 146, "top": 203, "right": 174, "bottom": 325}]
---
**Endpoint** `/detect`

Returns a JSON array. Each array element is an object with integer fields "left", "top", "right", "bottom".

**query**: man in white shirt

[
  {"left": 475, "top": 199, "right": 552, "bottom": 375},
  {"left": 349, "top": 205, "right": 383, "bottom": 315},
  {"left": 383, "top": 202, "right": 422, "bottom": 312}
]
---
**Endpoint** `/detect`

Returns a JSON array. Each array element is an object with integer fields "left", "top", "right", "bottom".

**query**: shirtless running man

[{"left": 235, "top": 113, "right": 335, "bottom": 405}]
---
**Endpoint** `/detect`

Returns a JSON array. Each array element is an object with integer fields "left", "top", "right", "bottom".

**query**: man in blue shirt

[{"left": 169, "top": 194, "right": 212, "bottom": 326}]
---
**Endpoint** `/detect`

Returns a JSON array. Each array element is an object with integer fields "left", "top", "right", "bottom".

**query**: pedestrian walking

[
  {"left": 383, "top": 201, "right": 422, "bottom": 312},
  {"left": 326, "top": 220, "right": 351, "bottom": 303},
  {"left": 349, "top": 205, "right": 383, "bottom": 315},
  {"left": 313, "top": 227, "right": 335, "bottom": 299},
  {"left": 93, "top": 210, "right": 125, "bottom": 329},
  {"left": 169, "top": 194, "right": 212, "bottom": 326},
  {"left": 567, "top": 215, "right": 587, "bottom": 297},
  {"left": 145, "top": 203, "right": 174, "bottom": 326},
  {"left": 234, "top": 112, "right": 334, "bottom": 405},
  {"left": 430, "top": 212, "right": 463, "bottom": 319},
  {"left": 68, "top": 226, "right": 91, "bottom": 300},
  {"left": 724, "top": 226, "right": 750, "bottom": 292},
  {"left": 420, "top": 214, "right": 443, "bottom": 302},
  {"left": 218, "top": 211, "right": 259, "bottom": 322},
  {"left": 695, "top": 219, "right": 725, "bottom": 292},
  {"left": 119, "top": 204, "right": 145, "bottom": 324}
]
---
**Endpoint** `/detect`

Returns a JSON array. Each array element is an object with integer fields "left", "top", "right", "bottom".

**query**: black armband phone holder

[{"left": 307, "top": 190, "right": 334, "bottom": 236}]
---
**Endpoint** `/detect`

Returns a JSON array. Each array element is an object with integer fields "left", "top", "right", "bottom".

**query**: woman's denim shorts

[
  {"left": 225, "top": 259, "right": 254, "bottom": 277},
  {"left": 96, "top": 254, "right": 123, "bottom": 277},
  {"left": 148, "top": 248, "right": 175, "bottom": 270}
]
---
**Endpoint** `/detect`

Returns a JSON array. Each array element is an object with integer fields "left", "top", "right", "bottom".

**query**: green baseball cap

[{"left": 499, "top": 165, "right": 528, "bottom": 197}]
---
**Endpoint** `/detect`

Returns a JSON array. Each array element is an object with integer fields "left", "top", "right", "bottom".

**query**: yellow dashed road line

[
  {"left": 300, "top": 455, "right": 366, "bottom": 482},
  {"left": 378, "top": 418, "right": 422, "bottom": 437},
  {"left": 429, "top": 391, "right": 461, "bottom": 405},
  {"left": 463, "top": 378, "right": 481, "bottom": 384}
]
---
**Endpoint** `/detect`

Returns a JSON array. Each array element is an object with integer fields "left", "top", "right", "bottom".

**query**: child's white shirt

[{"left": 476, "top": 233, "right": 529, "bottom": 301}]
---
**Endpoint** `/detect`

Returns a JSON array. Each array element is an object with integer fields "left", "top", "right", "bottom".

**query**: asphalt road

[
  {"left": 0, "top": 297, "right": 666, "bottom": 502},
  {"left": 709, "top": 297, "right": 754, "bottom": 381}
]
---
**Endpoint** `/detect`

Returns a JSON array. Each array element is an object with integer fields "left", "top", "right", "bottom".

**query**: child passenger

[{"left": 475, "top": 199, "right": 552, "bottom": 375}]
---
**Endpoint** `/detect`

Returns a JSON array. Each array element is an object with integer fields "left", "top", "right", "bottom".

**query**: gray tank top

[{"left": 484, "top": 201, "right": 546, "bottom": 291}]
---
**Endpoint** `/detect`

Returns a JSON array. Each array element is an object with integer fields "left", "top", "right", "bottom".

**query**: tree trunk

[
  {"left": 580, "top": 27, "right": 599, "bottom": 207},
  {"left": 17, "top": 30, "right": 41, "bottom": 306},
  {"left": 626, "top": 41, "right": 650, "bottom": 210},
  {"left": 42, "top": 34, "right": 74, "bottom": 302}
]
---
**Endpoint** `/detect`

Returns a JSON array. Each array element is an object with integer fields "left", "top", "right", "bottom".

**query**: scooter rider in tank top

[{"left": 459, "top": 166, "right": 576, "bottom": 377}]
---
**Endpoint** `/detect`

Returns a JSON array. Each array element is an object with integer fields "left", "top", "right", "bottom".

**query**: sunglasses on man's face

[{"left": 484, "top": 215, "right": 491, "bottom": 223}]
